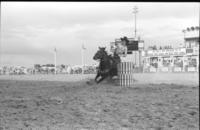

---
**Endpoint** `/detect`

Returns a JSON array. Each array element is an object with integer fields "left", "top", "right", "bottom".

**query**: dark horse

[{"left": 93, "top": 47, "right": 121, "bottom": 83}]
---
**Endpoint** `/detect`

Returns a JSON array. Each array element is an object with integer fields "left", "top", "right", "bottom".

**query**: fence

[{"left": 143, "top": 66, "right": 199, "bottom": 73}]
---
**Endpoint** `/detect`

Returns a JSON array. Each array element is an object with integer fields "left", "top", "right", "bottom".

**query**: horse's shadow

[{"left": 86, "top": 76, "right": 119, "bottom": 86}]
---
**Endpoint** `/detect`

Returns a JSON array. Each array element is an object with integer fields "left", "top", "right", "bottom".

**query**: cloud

[
  {"left": 1, "top": 2, "right": 199, "bottom": 66},
  {"left": 3, "top": 2, "right": 198, "bottom": 28}
]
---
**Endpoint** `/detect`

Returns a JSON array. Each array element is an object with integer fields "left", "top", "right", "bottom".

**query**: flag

[{"left": 82, "top": 44, "right": 86, "bottom": 50}]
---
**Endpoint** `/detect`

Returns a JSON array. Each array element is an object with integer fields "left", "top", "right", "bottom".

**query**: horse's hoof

[
  {"left": 86, "top": 81, "right": 90, "bottom": 85},
  {"left": 96, "top": 81, "right": 99, "bottom": 84}
]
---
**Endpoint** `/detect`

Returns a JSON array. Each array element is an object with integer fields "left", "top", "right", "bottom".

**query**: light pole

[
  {"left": 133, "top": 6, "right": 138, "bottom": 66},
  {"left": 54, "top": 48, "right": 57, "bottom": 74},
  {"left": 81, "top": 44, "right": 86, "bottom": 76},
  {"left": 81, "top": 46, "right": 84, "bottom": 75},
  {"left": 182, "top": 30, "right": 186, "bottom": 48},
  {"left": 133, "top": 6, "right": 138, "bottom": 38}
]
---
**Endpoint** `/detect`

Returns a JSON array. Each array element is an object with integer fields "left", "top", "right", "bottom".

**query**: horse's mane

[{"left": 102, "top": 49, "right": 108, "bottom": 56}]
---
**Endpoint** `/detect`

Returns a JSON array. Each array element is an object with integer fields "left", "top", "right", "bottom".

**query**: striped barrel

[
  {"left": 117, "top": 62, "right": 134, "bottom": 87},
  {"left": 117, "top": 62, "right": 134, "bottom": 74}
]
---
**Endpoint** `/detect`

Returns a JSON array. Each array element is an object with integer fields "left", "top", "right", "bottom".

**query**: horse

[{"left": 93, "top": 47, "right": 121, "bottom": 83}]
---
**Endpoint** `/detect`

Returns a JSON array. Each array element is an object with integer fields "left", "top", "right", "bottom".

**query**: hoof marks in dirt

[
  {"left": 86, "top": 81, "right": 92, "bottom": 85},
  {"left": 49, "top": 96, "right": 63, "bottom": 104},
  {"left": 188, "top": 111, "right": 197, "bottom": 116},
  {"left": 86, "top": 80, "right": 96, "bottom": 85}
]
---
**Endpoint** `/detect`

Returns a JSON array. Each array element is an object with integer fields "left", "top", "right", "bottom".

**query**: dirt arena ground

[{"left": 0, "top": 73, "right": 199, "bottom": 130}]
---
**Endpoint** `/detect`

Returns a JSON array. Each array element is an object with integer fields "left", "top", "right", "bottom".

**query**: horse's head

[{"left": 93, "top": 47, "right": 107, "bottom": 61}]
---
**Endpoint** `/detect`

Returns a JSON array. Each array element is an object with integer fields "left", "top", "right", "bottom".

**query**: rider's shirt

[{"left": 115, "top": 44, "right": 127, "bottom": 57}]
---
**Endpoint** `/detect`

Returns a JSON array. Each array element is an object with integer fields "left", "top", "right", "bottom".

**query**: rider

[
  {"left": 111, "top": 52, "right": 121, "bottom": 75},
  {"left": 115, "top": 40, "right": 127, "bottom": 57},
  {"left": 113, "top": 52, "right": 121, "bottom": 64}
]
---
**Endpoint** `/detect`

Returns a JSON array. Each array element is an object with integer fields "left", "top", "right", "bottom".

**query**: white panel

[
  {"left": 150, "top": 67, "right": 156, "bottom": 72},
  {"left": 139, "top": 42, "right": 144, "bottom": 48},
  {"left": 188, "top": 67, "right": 196, "bottom": 72},
  {"left": 174, "top": 67, "right": 182, "bottom": 72},
  {"left": 185, "top": 30, "right": 199, "bottom": 38},
  {"left": 162, "top": 67, "right": 168, "bottom": 72}
]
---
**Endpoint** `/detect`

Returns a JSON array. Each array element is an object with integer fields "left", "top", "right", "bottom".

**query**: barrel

[
  {"left": 117, "top": 62, "right": 134, "bottom": 87},
  {"left": 117, "top": 62, "right": 134, "bottom": 74}
]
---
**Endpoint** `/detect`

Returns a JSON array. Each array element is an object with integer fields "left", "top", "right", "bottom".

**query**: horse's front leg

[
  {"left": 97, "top": 75, "right": 107, "bottom": 84},
  {"left": 95, "top": 73, "right": 100, "bottom": 83}
]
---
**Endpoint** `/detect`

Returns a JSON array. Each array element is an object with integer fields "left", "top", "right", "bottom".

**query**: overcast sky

[{"left": 0, "top": 2, "right": 199, "bottom": 67}]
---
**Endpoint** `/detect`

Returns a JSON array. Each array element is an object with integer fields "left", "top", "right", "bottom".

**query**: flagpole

[
  {"left": 81, "top": 44, "right": 84, "bottom": 76},
  {"left": 54, "top": 48, "right": 57, "bottom": 75}
]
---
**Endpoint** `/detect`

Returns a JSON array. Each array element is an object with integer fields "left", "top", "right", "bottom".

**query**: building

[
  {"left": 183, "top": 26, "right": 199, "bottom": 48},
  {"left": 143, "top": 26, "right": 199, "bottom": 72}
]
